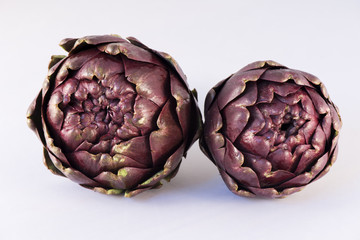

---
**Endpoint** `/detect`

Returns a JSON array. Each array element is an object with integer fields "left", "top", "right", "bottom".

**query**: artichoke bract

[
  {"left": 27, "top": 35, "right": 201, "bottom": 197},
  {"left": 200, "top": 61, "right": 341, "bottom": 198}
]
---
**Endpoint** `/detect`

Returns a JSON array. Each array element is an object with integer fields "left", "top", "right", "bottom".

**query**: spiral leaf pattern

[
  {"left": 27, "top": 35, "right": 202, "bottom": 197},
  {"left": 200, "top": 61, "right": 341, "bottom": 198}
]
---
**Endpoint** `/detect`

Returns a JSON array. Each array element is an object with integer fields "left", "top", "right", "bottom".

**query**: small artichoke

[
  {"left": 200, "top": 60, "right": 341, "bottom": 198},
  {"left": 27, "top": 35, "right": 201, "bottom": 197}
]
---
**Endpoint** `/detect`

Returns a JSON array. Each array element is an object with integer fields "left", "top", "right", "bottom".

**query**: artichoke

[
  {"left": 200, "top": 60, "right": 341, "bottom": 198},
  {"left": 27, "top": 35, "right": 201, "bottom": 197}
]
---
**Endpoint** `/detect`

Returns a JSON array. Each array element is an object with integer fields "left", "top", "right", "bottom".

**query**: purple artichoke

[
  {"left": 200, "top": 60, "right": 341, "bottom": 198},
  {"left": 27, "top": 35, "right": 201, "bottom": 197}
]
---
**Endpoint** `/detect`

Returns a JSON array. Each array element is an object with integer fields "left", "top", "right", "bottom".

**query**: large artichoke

[
  {"left": 27, "top": 35, "right": 201, "bottom": 197},
  {"left": 200, "top": 60, "right": 341, "bottom": 198}
]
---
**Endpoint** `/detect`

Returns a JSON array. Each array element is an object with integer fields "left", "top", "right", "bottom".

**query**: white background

[{"left": 1, "top": 0, "right": 359, "bottom": 239}]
